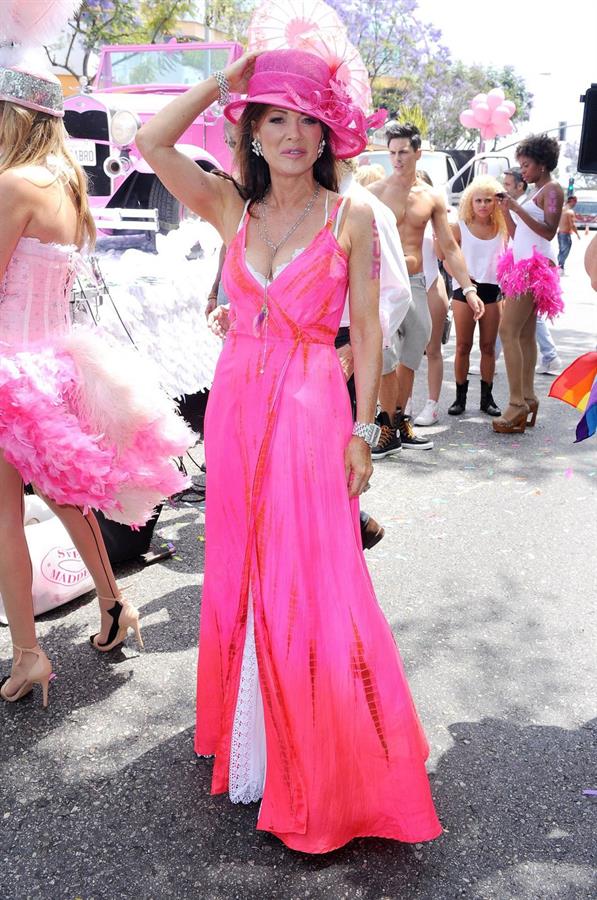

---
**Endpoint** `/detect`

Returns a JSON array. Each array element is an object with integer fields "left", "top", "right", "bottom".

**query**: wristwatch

[{"left": 352, "top": 421, "right": 381, "bottom": 448}]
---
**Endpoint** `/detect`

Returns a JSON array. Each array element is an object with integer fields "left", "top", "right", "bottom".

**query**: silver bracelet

[
  {"left": 213, "top": 71, "right": 230, "bottom": 108},
  {"left": 462, "top": 285, "right": 478, "bottom": 296}
]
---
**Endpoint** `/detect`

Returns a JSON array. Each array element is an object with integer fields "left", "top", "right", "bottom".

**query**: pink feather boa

[
  {"left": 0, "top": 333, "right": 193, "bottom": 527},
  {"left": 497, "top": 247, "right": 564, "bottom": 320}
]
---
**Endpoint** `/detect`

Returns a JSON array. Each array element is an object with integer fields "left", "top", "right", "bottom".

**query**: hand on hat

[{"left": 223, "top": 51, "right": 261, "bottom": 95}]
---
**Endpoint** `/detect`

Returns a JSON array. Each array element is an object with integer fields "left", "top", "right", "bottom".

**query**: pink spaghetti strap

[{"left": 327, "top": 196, "right": 345, "bottom": 227}]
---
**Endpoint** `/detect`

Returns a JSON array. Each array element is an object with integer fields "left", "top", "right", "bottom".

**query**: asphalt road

[{"left": 1, "top": 236, "right": 596, "bottom": 900}]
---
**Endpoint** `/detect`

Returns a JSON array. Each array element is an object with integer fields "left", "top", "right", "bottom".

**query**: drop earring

[
  {"left": 317, "top": 138, "right": 326, "bottom": 159},
  {"left": 251, "top": 137, "right": 263, "bottom": 157}
]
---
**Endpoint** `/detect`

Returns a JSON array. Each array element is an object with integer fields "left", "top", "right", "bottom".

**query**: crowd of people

[{"left": 2, "top": 16, "right": 596, "bottom": 859}]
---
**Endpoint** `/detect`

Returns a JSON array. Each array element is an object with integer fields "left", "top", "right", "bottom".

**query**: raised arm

[
  {"left": 432, "top": 195, "right": 484, "bottom": 320},
  {"left": 498, "top": 182, "right": 564, "bottom": 242},
  {"left": 136, "top": 53, "right": 259, "bottom": 239},
  {"left": 500, "top": 201, "right": 517, "bottom": 240},
  {"left": 344, "top": 201, "right": 382, "bottom": 497}
]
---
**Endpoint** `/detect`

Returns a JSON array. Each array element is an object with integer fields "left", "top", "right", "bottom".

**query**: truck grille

[{"left": 64, "top": 109, "right": 111, "bottom": 197}]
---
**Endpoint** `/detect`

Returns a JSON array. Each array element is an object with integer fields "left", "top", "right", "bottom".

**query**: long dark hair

[{"left": 215, "top": 103, "right": 338, "bottom": 210}]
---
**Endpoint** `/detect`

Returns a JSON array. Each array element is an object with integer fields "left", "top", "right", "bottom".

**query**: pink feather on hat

[{"left": 0, "top": 1, "right": 79, "bottom": 47}]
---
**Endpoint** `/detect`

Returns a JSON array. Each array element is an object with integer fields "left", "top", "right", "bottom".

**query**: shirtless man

[
  {"left": 557, "top": 195, "right": 580, "bottom": 272},
  {"left": 369, "top": 123, "right": 484, "bottom": 451}
]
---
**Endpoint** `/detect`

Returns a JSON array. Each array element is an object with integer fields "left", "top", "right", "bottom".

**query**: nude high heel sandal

[
  {"left": 0, "top": 645, "right": 52, "bottom": 708},
  {"left": 90, "top": 596, "right": 144, "bottom": 652}
]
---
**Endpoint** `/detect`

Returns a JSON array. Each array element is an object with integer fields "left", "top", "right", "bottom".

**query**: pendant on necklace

[{"left": 253, "top": 302, "right": 269, "bottom": 337}]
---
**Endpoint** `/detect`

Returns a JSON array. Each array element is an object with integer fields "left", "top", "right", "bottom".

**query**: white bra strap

[
  {"left": 324, "top": 190, "right": 329, "bottom": 225},
  {"left": 530, "top": 184, "right": 547, "bottom": 204},
  {"left": 333, "top": 196, "right": 349, "bottom": 238},
  {"left": 236, "top": 199, "right": 251, "bottom": 233}
]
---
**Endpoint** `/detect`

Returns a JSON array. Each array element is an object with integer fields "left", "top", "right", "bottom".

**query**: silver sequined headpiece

[{"left": 0, "top": 64, "right": 64, "bottom": 118}]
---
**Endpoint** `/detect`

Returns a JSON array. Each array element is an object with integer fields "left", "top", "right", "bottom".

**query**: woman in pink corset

[
  {"left": 0, "top": 54, "right": 192, "bottom": 706},
  {"left": 138, "top": 49, "right": 442, "bottom": 853}
]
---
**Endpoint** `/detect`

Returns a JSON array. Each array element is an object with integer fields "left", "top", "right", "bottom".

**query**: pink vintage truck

[{"left": 64, "top": 40, "right": 243, "bottom": 234}]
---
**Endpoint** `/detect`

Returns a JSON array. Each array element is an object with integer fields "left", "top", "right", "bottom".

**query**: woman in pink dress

[
  {"left": 0, "top": 53, "right": 192, "bottom": 705},
  {"left": 138, "top": 50, "right": 442, "bottom": 853}
]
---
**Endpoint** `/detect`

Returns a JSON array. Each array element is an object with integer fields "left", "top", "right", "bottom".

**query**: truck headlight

[{"left": 110, "top": 110, "right": 140, "bottom": 147}]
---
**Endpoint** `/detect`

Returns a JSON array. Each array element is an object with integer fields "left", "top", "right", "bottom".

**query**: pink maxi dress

[{"left": 195, "top": 198, "right": 442, "bottom": 853}]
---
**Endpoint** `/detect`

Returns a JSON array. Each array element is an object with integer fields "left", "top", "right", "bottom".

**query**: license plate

[{"left": 68, "top": 140, "right": 97, "bottom": 167}]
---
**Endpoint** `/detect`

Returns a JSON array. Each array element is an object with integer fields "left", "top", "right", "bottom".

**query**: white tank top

[
  {"left": 453, "top": 221, "right": 505, "bottom": 288},
  {"left": 511, "top": 186, "right": 558, "bottom": 264}
]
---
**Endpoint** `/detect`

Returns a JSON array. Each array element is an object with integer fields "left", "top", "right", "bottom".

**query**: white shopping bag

[{"left": 0, "top": 496, "right": 94, "bottom": 624}]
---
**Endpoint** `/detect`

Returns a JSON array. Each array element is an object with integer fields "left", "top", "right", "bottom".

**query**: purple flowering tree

[
  {"left": 327, "top": 0, "right": 531, "bottom": 148},
  {"left": 429, "top": 61, "right": 533, "bottom": 149},
  {"left": 327, "top": 0, "right": 447, "bottom": 81},
  {"left": 326, "top": 0, "right": 452, "bottom": 119}
]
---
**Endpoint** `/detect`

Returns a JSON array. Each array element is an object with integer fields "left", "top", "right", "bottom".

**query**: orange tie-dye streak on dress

[{"left": 195, "top": 199, "right": 442, "bottom": 853}]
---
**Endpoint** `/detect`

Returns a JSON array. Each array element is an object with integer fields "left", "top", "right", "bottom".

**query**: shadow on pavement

[{"left": 1, "top": 716, "right": 594, "bottom": 899}]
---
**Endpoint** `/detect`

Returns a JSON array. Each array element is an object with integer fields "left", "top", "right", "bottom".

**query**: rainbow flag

[{"left": 549, "top": 352, "right": 597, "bottom": 443}]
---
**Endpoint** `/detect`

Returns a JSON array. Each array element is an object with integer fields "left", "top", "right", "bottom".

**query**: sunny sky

[{"left": 417, "top": 0, "right": 597, "bottom": 146}]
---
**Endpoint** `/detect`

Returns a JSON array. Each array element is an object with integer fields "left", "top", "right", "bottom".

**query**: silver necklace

[{"left": 254, "top": 184, "right": 321, "bottom": 373}]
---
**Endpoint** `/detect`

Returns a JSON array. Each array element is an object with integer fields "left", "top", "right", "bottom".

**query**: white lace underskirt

[{"left": 228, "top": 593, "right": 266, "bottom": 804}]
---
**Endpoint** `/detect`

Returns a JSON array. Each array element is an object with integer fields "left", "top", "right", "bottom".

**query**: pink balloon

[
  {"left": 492, "top": 119, "right": 510, "bottom": 135},
  {"left": 491, "top": 111, "right": 511, "bottom": 130},
  {"left": 502, "top": 100, "right": 516, "bottom": 116},
  {"left": 471, "top": 93, "right": 487, "bottom": 108},
  {"left": 459, "top": 109, "right": 477, "bottom": 128},
  {"left": 501, "top": 120, "right": 514, "bottom": 135},
  {"left": 486, "top": 88, "right": 505, "bottom": 110},
  {"left": 494, "top": 103, "right": 514, "bottom": 120},
  {"left": 481, "top": 124, "right": 498, "bottom": 141},
  {"left": 474, "top": 103, "right": 491, "bottom": 125}
]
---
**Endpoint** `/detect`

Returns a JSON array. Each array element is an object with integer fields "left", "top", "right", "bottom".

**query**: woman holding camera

[{"left": 495, "top": 135, "right": 564, "bottom": 433}]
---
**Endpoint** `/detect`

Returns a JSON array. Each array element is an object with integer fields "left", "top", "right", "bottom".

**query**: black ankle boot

[
  {"left": 448, "top": 381, "right": 468, "bottom": 416},
  {"left": 480, "top": 379, "right": 501, "bottom": 416}
]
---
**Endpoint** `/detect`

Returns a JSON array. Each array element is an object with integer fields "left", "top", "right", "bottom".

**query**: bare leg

[
  {"left": 452, "top": 300, "right": 476, "bottom": 384},
  {"left": 478, "top": 302, "right": 502, "bottom": 383},
  {"left": 34, "top": 491, "right": 120, "bottom": 643},
  {"left": 0, "top": 453, "right": 36, "bottom": 647},
  {"left": 0, "top": 452, "right": 38, "bottom": 692},
  {"left": 520, "top": 306, "right": 538, "bottom": 401},
  {"left": 425, "top": 277, "right": 449, "bottom": 401},
  {"left": 498, "top": 292, "right": 535, "bottom": 418},
  {"left": 378, "top": 369, "right": 400, "bottom": 417},
  {"left": 396, "top": 364, "right": 415, "bottom": 413}
]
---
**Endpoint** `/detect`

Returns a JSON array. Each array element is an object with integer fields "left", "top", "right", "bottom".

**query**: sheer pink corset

[{"left": 0, "top": 237, "right": 77, "bottom": 347}]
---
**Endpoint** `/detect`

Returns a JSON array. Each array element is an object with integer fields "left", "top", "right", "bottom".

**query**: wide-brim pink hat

[{"left": 224, "top": 49, "right": 368, "bottom": 160}]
